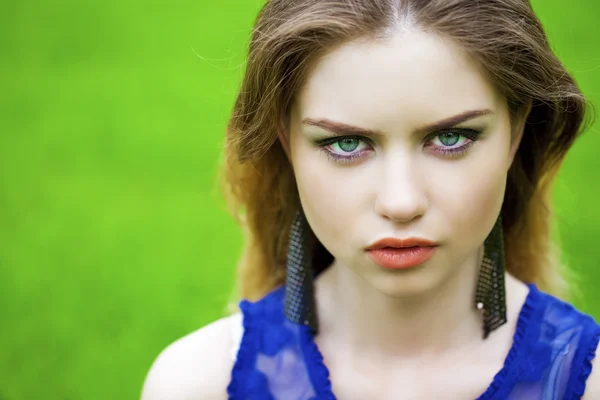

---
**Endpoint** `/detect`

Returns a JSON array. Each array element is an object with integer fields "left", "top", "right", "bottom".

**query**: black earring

[
  {"left": 475, "top": 215, "right": 507, "bottom": 339},
  {"left": 284, "top": 209, "right": 319, "bottom": 334}
]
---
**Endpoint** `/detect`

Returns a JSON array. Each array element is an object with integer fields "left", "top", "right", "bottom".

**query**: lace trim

[
  {"left": 228, "top": 287, "right": 288, "bottom": 399},
  {"left": 300, "top": 324, "right": 336, "bottom": 399},
  {"left": 567, "top": 318, "right": 600, "bottom": 399},
  {"left": 226, "top": 300, "right": 257, "bottom": 398},
  {"left": 471, "top": 283, "right": 539, "bottom": 399}
]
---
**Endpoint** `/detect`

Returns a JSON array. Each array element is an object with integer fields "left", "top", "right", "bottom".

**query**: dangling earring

[
  {"left": 475, "top": 215, "right": 507, "bottom": 339},
  {"left": 284, "top": 209, "right": 319, "bottom": 334}
]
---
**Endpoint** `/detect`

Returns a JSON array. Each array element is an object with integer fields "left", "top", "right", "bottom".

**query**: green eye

[
  {"left": 315, "top": 135, "right": 372, "bottom": 164},
  {"left": 426, "top": 128, "right": 482, "bottom": 158},
  {"left": 336, "top": 138, "right": 361, "bottom": 152},
  {"left": 438, "top": 132, "right": 460, "bottom": 146}
]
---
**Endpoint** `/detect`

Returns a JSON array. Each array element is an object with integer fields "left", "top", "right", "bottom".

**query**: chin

[{"left": 366, "top": 265, "right": 446, "bottom": 299}]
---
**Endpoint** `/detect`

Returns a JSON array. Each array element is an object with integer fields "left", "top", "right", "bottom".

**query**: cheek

[
  {"left": 430, "top": 141, "right": 509, "bottom": 245},
  {"left": 291, "top": 142, "right": 364, "bottom": 252}
]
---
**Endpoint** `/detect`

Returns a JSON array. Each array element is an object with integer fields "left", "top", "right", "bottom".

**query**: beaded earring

[
  {"left": 284, "top": 209, "right": 319, "bottom": 334},
  {"left": 475, "top": 216, "right": 507, "bottom": 339}
]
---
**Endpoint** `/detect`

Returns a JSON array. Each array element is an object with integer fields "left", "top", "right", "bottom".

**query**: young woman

[{"left": 142, "top": 0, "right": 600, "bottom": 399}]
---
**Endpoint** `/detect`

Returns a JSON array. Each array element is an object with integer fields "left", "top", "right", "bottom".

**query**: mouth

[
  {"left": 365, "top": 237, "right": 438, "bottom": 250},
  {"left": 366, "top": 247, "right": 437, "bottom": 269},
  {"left": 365, "top": 237, "right": 438, "bottom": 269}
]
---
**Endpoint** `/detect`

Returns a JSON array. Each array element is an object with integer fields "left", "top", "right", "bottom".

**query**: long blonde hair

[{"left": 219, "top": 0, "right": 590, "bottom": 302}]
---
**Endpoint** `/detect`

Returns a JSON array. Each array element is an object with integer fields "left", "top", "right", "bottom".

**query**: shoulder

[{"left": 141, "top": 313, "right": 242, "bottom": 400}]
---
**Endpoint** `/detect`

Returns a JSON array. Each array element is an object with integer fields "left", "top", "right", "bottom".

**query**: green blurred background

[{"left": 1, "top": 1, "right": 599, "bottom": 399}]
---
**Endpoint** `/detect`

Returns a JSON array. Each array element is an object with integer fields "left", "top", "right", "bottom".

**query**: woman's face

[{"left": 286, "top": 29, "right": 522, "bottom": 297}]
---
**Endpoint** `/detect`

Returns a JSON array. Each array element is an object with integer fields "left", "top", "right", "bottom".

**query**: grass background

[{"left": 1, "top": 1, "right": 599, "bottom": 399}]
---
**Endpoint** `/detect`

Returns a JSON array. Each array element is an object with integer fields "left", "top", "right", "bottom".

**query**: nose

[{"left": 374, "top": 155, "right": 429, "bottom": 223}]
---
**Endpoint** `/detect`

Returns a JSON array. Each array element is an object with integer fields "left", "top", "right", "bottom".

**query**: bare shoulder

[{"left": 141, "top": 313, "right": 242, "bottom": 400}]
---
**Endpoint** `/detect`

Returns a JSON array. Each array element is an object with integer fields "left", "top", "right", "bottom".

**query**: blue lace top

[{"left": 227, "top": 284, "right": 600, "bottom": 399}]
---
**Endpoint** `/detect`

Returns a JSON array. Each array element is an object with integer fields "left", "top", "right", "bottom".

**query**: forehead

[{"left": 293, "top": 29, "right": 504, "bottom": 130}]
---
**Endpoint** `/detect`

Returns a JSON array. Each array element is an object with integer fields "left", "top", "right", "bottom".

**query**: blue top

[{"left": 227, "top": 284, "right": 600, "bottom": 399}]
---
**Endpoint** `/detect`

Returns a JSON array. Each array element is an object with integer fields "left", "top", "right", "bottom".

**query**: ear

[
  {"left": 508, "top": 102, "right": 532, "bottom": 167},
  {"left": 278, "top": 120, "right": 292, "bottom": 162}
]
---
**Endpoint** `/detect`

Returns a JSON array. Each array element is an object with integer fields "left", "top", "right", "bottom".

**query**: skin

[{"left": 141, "top": 27, "right": 600, "bottom": 400}]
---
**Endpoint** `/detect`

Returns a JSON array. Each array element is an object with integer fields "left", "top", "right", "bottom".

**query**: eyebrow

[{"left": 302, "top": 109, "right": 494, "bottom": 137}]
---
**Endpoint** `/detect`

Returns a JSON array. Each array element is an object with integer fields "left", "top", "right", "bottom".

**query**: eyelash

[{"left": 315, "top": 128, "right": 482, "bottom": 164}]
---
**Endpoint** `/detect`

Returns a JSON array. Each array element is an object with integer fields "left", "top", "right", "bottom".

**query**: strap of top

[
  {"left": 482, "top": 284, "right": 600, "bottom": 400},
  {"left": 564, "top": 303, "right": 600, "bottom": 399}
]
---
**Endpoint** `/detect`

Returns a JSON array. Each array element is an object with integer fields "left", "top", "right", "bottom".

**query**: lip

[
  {"left": 365, "top": 237, "right": 438, "bottom": 250},
  {"left": 366, "top": 237, "right": 438, "bottom": 270}
]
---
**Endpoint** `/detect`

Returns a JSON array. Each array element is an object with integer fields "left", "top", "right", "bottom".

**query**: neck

[{"left": 314, "top": 248, "right": 485, "bottom": 359}]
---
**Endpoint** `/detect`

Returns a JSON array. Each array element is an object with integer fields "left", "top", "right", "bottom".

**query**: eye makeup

[{"left": 313, "top": 127, "right": 484, "bottom": 164}]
